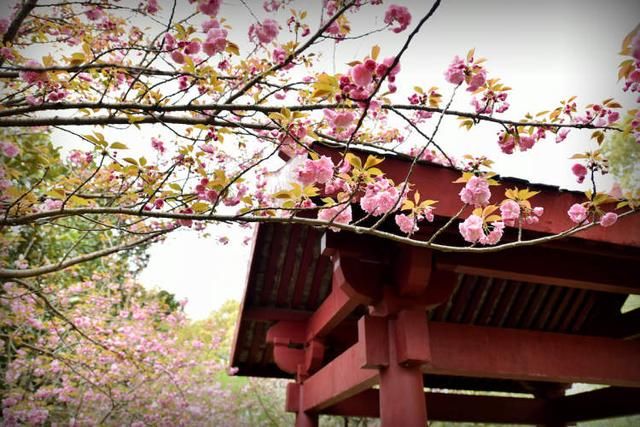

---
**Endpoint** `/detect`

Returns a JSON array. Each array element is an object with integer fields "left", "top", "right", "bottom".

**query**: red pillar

[
  {"left": 295, "top": 411, "right": 318, "bottom": 427},
  {"left": 295, "top": 385, "right": 319, "bottom": 427},
  {"left": 379, "top": 318, "right": 427, "bottom": 426}
]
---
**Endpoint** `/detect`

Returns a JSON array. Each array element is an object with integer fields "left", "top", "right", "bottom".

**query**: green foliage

[{"left": 602, "top": 121, "right": 640, "bottom": 199}]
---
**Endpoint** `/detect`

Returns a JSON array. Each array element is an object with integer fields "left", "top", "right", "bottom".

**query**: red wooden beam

[
  {"left": 426, "top": 322, "right": 640, "bottom": 387},
  {"left": 305, "top": 285, "right": 358, "bottom": 342},
  {"left": 324, "top": 389, "right": 552, "bottom": 424},
  {"left": 316, "top": 145, "right": 640, "bottom": 248},
  {"left": 305, "top": 253, "right": 382, "bottom": 342},
  {"left": 435, "top": 246, "right": 640, "bottom": 294},
  {"left": 301, "top": 340, "right": 379, "bottom": 411},
  {"left": 379, "top": 318, "right": 427, "bottom": 426}
]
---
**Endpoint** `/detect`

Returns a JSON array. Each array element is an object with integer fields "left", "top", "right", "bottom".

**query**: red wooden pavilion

[{"left": 230, "top": 148, "right": 640, "bottom": 426}]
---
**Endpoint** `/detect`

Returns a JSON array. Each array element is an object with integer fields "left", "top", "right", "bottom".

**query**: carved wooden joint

[{"left": 394, "top": 309, "right": 431, "bottom": 367}]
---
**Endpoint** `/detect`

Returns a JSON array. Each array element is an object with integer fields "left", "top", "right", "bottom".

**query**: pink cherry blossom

[
  {"left": 382, "top": 56, "right": 401, "bottom": 77},
  {"left": 263, "top": 0, "right": 283, "bottom": 12},
  {"left": 203, "top": 22, "right": 227, "bottom": 56},
  {"left": 198, "top": 0, "right": 221, "bottom": 16},
  {"left": 164, "top": 33, "right": 176, "bottom": 50},
  {"left": 296, "top": 156, "right": 334, "bottom": 185},
  {"left": 479, "top": 221, "right": 504, "bottom": 245},
  {"left": 500, "top": 199, "right": 520, "bottom": 226},
  {"left": 184, "top": 41, "right": 201, "bottom": 55},
  {"left": 384, "top": 5, "right": 412, "bottom": 33},
  {"left": 360, "top": 178, "right": 401, "bottom": 216},
  {"left": 0, "top": 47, "right": 15, "bottom": 61},
  {"left": 556, "top": 128, "right": 570, "bottom": 143},
  {"left": 323, "top": 109, "right": 355, "bottom": 137},
  {"left": 170, "top": 50, "right": 185, "bottom": 64},
  {"left": 444, "top": 56, "right": 466, "bottom": 85},
  {"left": 459, "top": 176, "right": 491, "bottom": 207},
  {"left": 395, "top": 213, "right": 417, "bottom": 234},
  {"left": 1, "top": 141, "right": 20, "bottom": 158},
  {"left": 178, "top": 207, "right": 194, "bottom": 227},
  {"left": 567, "top": 203, "right": 588, "bottom": 224},
  {"left": 599, "top": 212, "right": 618, "bottom": 227},
  {"left": 151, "top": 137, "right": 165, "bottom": 154},
  {"left": 498, "top": 133, "right": 516, "bottom": 154},
  {"left": 146, "top": 0, "right": 159, "bottom": 14},
  {"left": 42, "top": 199, "right": 62, "bottom": 211},
  {"left": 85, "top": 7, "right": 104, "bottom": 21},
  {"left": 571, "top": 163, "right": 588, "bottom": 183},
  {"left": 318, "top": 205, "right": 352, "bottom": 230},
  {"left": 249, "top": 19, "right": 279, "bottom": 44},
  {"left": 467, "top": 69, "right": 487, "bottom": 92},
  {"left": 351, "top": 63, "right": 373, "bottom": 87},
  {"left": 533, "top": 206, "right": 544, "bottom": 217},
  {"left": 459, "top": 214, "right": 484, "bottom": 243},
  {"left": 519, "top": 135, "right": 535, "bottom": 151},
  {"left": 19, "top": 60, "right": 48, "bottom": 84}
]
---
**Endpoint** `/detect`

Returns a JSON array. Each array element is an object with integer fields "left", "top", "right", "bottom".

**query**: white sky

[{"left": 5, "top": 0, "right": 637, "bottom": 319}]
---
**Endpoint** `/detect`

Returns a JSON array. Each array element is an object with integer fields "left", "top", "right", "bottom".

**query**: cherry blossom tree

[{"left": 0, "top": 0, "right": 638, "bottom": 282}]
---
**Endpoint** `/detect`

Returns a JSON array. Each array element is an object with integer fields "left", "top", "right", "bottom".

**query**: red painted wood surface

[
  {"left": 379, "top": 319, "right": 427, "bottom": 426},
  {"left": 324, "top": 389, "right": 551, "bottom": 423},
  {"left": 427, "top": 322, "right": 640, "bottom": 387},
  {"left": 301, "top": 341, "right": 378, "bottom": 411},
  {"left": 316, "top": 145, "right": 640, "bottom": 247}
]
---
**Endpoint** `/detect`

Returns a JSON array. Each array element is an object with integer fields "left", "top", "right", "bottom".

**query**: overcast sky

[{"left": 6, "top": 0, "right": 637, "bottom": 319}]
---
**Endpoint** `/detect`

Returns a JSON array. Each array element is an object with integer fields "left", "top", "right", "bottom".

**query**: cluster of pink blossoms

[
  {"left": 318, "top": 205, "right": 353, "bottom": 229},
  {"left": 407, "top": 87, "right": 441, "bottom": 121},
  {"left": 384, "top": 5, "right": 412, "bottom": 33},
  {"left": 323, "top": 109, "right": 355, "bottom": 139},
  {"left": 497, "top": 131, "right": 543, "bottom": 155},
  {"left": 263, "top": 0, "right": 283, "bottom": 12},
  {"left": 165, "top": 19, "right": 227, "bottom": 64},
  {"left": 249, "top": 19, "right": 280, "bottom": 44},
  {"left": 202, "top": 20, "right": 228, "bottom": 56},
  {"left": 566, "top": 203, "right": 618, "bottom": 227},
  {"left": 567, "top": 203, "right": 587, "bottom": 223},
  {"left": 459, "top": 176, "right": 491, "bottom": 207},
  {"left": 395, "top": 214, "right": 418, "bottom": 234},
  {"left": 1, "top": 141, "right": 19, "bottom": 158},
  {"left": 600, "top": 211, "right": 618, "bottom": 227},
  {"left": 150, "top": 137, "right": 166, "bottom": 154},
  {"left": 19, "top": 60, "right": 49, "bottom": 85},
  {"left": 360, "top": 178, "right": 402, "bottom": 216},
  {"left": 68, "top": 150, "right": 93, "bottom": 166},
  {"left": 573, "top": 104, "right": 620, "bottom": 127},
  {"left": 571, "top": 163, "right": 588, "bottom": 183},
  {"left": 444, "top": 55, "right": 486, "bottom": 92},
  {"left": 195, "top": 177, "right": 219, "bottom": 203},
  {"left": 395, "top": 205, "right": 435, "bottom": 235},
  {"left": 339, "top": 56, "right": 401, "bottom": 101},
  {"left": 499, "top": 199, "right": 544, "bottom": 226},
  {"left": 471, "top": 90, "right": 509, "bottom": 114},
  {"left": 197, "top": 0, "right": 221, "bottom": 16},
  {"left": 459, "top": 215, "right": 505, "bottom": 245},
  {"left": 296, "top": 156, "right": 334, "bottom": 185},
  {"left": 277, "top": 121, "right": 309, "bottom": 157}
]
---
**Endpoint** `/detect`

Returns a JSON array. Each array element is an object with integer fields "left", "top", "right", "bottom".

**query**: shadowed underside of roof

[{"left": 231, "top": 222, "right": 636, "bottom": 394}]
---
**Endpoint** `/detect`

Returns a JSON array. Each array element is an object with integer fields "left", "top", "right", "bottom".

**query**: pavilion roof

[{"left": 230, "top": 147, "right": 640, "bottom": 395}]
